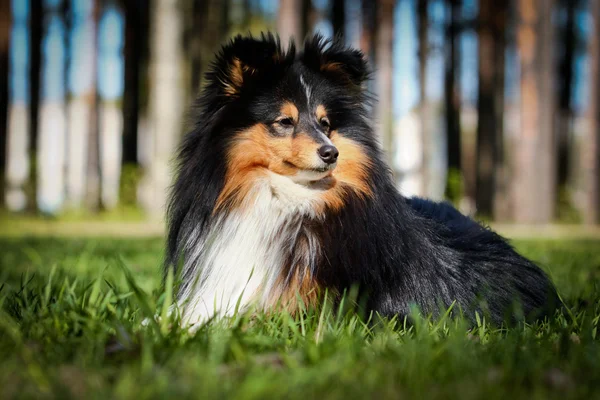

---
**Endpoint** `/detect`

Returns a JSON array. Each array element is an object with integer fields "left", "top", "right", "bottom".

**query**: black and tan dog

[{"left": 165, "top": 33, "right": 559, "bottom": 328}]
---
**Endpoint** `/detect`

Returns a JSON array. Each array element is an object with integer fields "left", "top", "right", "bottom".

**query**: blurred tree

[
  {"left": 5, "top": 0, "right": 31, "bottom": 212},
  {"left": 122, "top": 0, "right": 149, "bottom": 166},
  {"left": 188, "top": 0, "right": 206, "bottom": 94},
  {"left": 37, "top": 0, "right": 68, "bottom": 214},
  {"left": 332, "top": 0, "right": 345, "bottom": 40},
  {"left": 205, "top": 0, "right": 227, "bottom": 68},
  {"left": 417, "top": 0, "right": 429, "bottom": 196},
  {"left": 185, "top": 0, "right": 210, "bottom": 97},
  {"left": 221, "top": 0, "right": 230, "bottom": 38},
  {"left": 583, "top": 0, "right": 600, "bottom": 224},
  {"left": 0, "top": 0, "right": 9, "bottom": 206},
  {"left": 30, "top": 0, "right": 42, "bottom": 159},
  {"left": 444, "top": 0, "right": 462, "bottom": 201},
  {"left": 556, "top": 0, "right": 578, "bottom": 196},
  {"left": 82, "top": 0, "right": 101, "bottom": 211},
  {"left": 303, "top": 0, "right": 317, "bottom": 38},
  {"left": 476, "top": 0, "right": 507, "bottom": 218},
  {"left": 138, "top": 0, "right": 185, "bottom": 217},
  {"left": 97, "top": 2, "right": 125, "bottom": 210},
  {"left": 66, "top": 0, "right": 97, "bottom": 209},
  {"left": 375, "top": 0, "right": 395, "bottom": 158},
  {"left": 278, "top": 0, "right": 302, "bottom": 47},
  {"left": 360, "top": 0, "right": 376, "bottom": 67},
  {"left": 514, "top": 0, "right": 556, "bottom": 223},
  {"left": 242, "top": 0, "right": 252, "bottom": 29}
]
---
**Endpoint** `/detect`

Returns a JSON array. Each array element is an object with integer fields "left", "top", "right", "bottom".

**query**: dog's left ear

[
  {"left": 301, "top": 35, "right": 369, "bottom": 88},
  {"left": 207, "top": 33, "right": 295, "bottom": 98}
]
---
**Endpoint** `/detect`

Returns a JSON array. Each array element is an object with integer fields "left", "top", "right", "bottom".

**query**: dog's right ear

[
  {"left": 206, "top": 33, "right": 295, "bottom": 99},
  {"left": 301, "top": 35, "right": 369, "bottom": 89}
]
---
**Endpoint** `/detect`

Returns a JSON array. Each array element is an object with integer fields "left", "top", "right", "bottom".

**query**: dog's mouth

[
  {"left": 283, "top": 161, "right": 337, "bottom": 187},
  {"left": 310, "top": 166, "right": 331, "bottom": 173}
]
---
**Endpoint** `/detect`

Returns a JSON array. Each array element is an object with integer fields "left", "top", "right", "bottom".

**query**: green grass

[{"left": 1, "top": 237, "right": 599, "bottom": 399}]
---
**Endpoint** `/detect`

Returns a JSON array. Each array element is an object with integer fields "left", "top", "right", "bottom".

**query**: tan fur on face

[
  {"left": 315, "top": 105, "right": 328, "bottom": 121},
  {"left": 317, "top": 131, "right": 373, "bottom": 212},
  {"left": 216, "top": 123, "right": 322, "bottom": 211},
  {"left": 290, "top": 134, "right": 321, "bottom": 167},
  {"left": 216, "top": 123, "right": 372, "bottom": 215},
  {"left": 222, "top": 58, "right": 258, "bottom": 97},
  {"left": 280, "top": 102, "right": 299, "bottom": 122},
  {"left": 320, "top": 62, "right": 344, "bottom": 74}
]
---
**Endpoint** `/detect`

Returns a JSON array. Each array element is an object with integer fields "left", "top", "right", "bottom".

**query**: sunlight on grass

[{"left": 0, "top": 238, "right": 599, "bottom": 399}]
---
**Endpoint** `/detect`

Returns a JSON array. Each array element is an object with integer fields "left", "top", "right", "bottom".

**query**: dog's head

[
  {"left": 172, "top": 34, "right": 385, "bottom": 235},
  {"left": 196, "top": 34, "right": 377, "bottom": 211},
  {"left": 167, "top": 33, "right": 387, "bottom": 268}
]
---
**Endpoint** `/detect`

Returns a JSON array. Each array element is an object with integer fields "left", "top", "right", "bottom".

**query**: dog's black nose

[{"left": 317, "top": 145, "right": 339, "bottom": 164}]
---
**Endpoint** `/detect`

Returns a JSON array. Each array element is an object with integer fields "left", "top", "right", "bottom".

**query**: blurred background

[{"left": 0, "top": 0, "right": 598, "bottom": 227}]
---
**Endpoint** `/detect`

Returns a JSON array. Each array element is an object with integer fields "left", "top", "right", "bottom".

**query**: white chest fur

[{"left": 178, "top": 174, "right": 323, "bottom": 327}]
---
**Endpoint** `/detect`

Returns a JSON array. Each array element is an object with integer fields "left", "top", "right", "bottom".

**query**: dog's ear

[
  {"left": 301, "top": 35, "right": 369, "bottom": 88},
  {"left": 207, "top": 33, "right": 295, "bottom": 98}
]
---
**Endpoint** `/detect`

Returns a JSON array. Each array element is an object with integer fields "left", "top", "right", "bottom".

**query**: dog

[{"left": 165, "top": 33, "right": 559, "bottom": 328}]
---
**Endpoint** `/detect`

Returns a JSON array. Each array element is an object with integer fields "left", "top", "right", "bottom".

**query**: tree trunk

[
  {"left": 556, "top": 0, "right": 576, "bottom": 192},
  {"left": 360, "top": 0, "right": 377, "bottom": 66},
  {"left": 302, "top": 0, "right": 316, "bottom": 39},
  {"left": 582, "top": 0, "right": 600, "bottom": 224},
  {"left": 188, "top": 0, "right": 208, "bottom": 96},
  {"left": 476, "top": 0, "right": 507, "bottom": 218},
  {"left": 514, "top": 0, "right": 556, "bottom": 223},
  {"left": 417, "top": 0, "right": 429, "bottom": 196},
  {"left": 358, "top": 0, "right": 377, "bottom": 116},
  {"left": 444, "top": 0, "right": 462, "bottom": 200},
  {"left": 24, "top": 0, "right": 42, "bottom": 210},
  {"left": 220, "top": 0, "right": 230, "bottom": 39},
  {"left": 345, "top": 0, "right": 362, "bottom": 49},
  {"left": 0, "top": 0, "right": 9, "bottom": 202},
  {"left": 375, "top": 0, "right": 395, "bottom": 158},
  {"left": 5, "top": 0, "right": 30, "bottom": 211},
  {"left": 37, "top": 0, "right": 67, "bottom": 214},
  {"left": 66, "top": 0, "right": 96, "bottom": 209},
  {"left": 97, "top": 3, "right": 124, "bottom": 210},
  {"left": 492, "top": 4, "right": 508, "bottom": 221},
  {"left": 82, "top": 2, "right": 100, "bottom": 211},
  {"left": 122, "top": 0, "right": 148, "bottom": 166},
  {"left": 29, "top": 0, "right": 42, "bottom": 158},
  {"left": 277, "top": 0, "right": 302, "bottom": 48},
  {"left": 332, "top": 0, "right": 345, "bottom": 40},
  {"left": 139, "top": 0, "right": 185, "bottom": 218}
]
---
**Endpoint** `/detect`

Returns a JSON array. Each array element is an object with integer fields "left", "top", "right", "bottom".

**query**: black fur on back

[{"left": 166, "top": 33, "right": 560, "bottom": 326}]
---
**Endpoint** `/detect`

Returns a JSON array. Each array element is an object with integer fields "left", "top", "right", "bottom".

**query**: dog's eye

[
  {"left": 319, "top": 117, "right": 331, "bottom": 130},
  {"left": 278, "top": 118, "right": 294, "bottom": 127}
]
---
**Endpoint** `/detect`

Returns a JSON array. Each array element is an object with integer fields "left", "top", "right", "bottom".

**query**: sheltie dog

[{"left": 165, "top": 33, "right": 559, "bottom": 328}]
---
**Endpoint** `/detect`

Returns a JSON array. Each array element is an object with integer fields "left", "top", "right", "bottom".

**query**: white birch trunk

[
  {"left": 37, "top": 102, "right": 66, "bottom": 213},
  {"left": 6, "top": 105, "right": 29, "bottom": 211},
  {"left": 394, "top": 111, "right": 424, "bottom": 197},
  {"left": 139, "top": 0, "right": 184, "bottom": 218},
  {"left": 66, "top": 99, "right": 90, "bottom": 207},
  {"left": 37, "top": 6, "right": 67, "bottom": 214},
  {"left": 428, "top": 116, "right": 448, "bottom": 201},
  {"left": 66, "top": 1, "right": 96, "bottom": 209},
  {"left": 5, "top": 0, "right": 30, "bottom": 211},
  {"left": 97, "top": 5, "right": 124, "bottom": 210},
  {"left": 99, "top": 102, "right": 122, "bottom": 209}
]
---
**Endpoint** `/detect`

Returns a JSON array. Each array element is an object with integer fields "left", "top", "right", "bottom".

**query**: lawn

[{"left": 1, "top": 237, "right": 599, "bottom": 399}]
